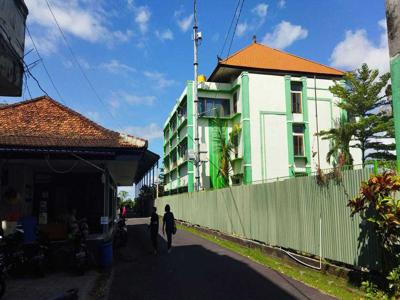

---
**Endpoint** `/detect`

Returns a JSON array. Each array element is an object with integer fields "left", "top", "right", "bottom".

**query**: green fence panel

[{"left": 156, "top": 167, "right": 381, "bottom": 269}]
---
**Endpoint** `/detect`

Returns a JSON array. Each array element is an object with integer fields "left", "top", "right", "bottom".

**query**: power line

[
  {"left": 0, "top": 23, "right": 49, "bottom": 97},
  {"left": 26, "top": 25, "right": 66, "bottom": 105},
  {"left": 227, "top": 0, "right": 245, "bottom": 57},
  {"left": 44, "top": 0, "right": 125, "bottom": 130},
  {"left": 219, "top": 0, "right": 241, "bottom": 58},
  {"left": 24, "top": 74, "right": 33, "bottom": 100}
]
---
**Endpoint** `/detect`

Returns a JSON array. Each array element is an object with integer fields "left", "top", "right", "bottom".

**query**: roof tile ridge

[
  {"left": 45, "top": 97, "right": 147, "bottom": 144},
  {"left": 0, "top": 95, "right": 48, "bottom": 111},
  {"left": 261, "top": 44, "right": 344, "bottom": 74},
  {"left": 44, "top": 97, "right": 121, "bottom": 138},
  {"left": 221, "top": 43, "right": 257, "bottom": 63}
]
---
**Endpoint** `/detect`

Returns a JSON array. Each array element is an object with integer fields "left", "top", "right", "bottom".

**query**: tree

[
  {"left": 213, "top": 118, "right": 241, "bottom": 187},
  {"left": 349, "top": 171, "right": 400, "bottom": 297},
  {"left": 319, "top": 118, "right": 354, "bottom": 166},
  {"left": 323, "top": 64, "right": 392, "bottom": 164},
  {"left": 118, "top": 190, "right": 134, "bottom": 208}
]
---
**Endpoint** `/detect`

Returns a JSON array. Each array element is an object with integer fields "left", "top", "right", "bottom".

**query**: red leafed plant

[{"left": 349, "top": 171, "right": 400, "bottom": 257}]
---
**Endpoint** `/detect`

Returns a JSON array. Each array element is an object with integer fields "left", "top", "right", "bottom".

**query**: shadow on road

[{"left": 110, "top": 219, "right": 302, "bottom": 300}]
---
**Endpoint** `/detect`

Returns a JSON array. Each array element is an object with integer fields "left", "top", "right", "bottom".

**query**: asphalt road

[{"left": 108, "top": 218, "right": 335, "bottom": 300}]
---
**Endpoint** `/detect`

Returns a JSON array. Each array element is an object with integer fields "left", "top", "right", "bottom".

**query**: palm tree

[
  {"left": 213, "top": 119, "right": 241, "bottom": 187},
  {"left": 319, "top": 119, "right": 354, "bottom": 166}
]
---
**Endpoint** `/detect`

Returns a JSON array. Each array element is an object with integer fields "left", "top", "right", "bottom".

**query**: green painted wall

[
  {"left": 157, "top": 168, "right": 381, "bottom": 270},
  {"left": 301, "top": 77, "right": 312, "bottom": 174},
  {"left": 208, "top": 119, "right": 227, "bottom": 189},
  {"left": 284, "top": 76, "right": 295, "bottom": 177},
  {"left": 390, "top": 55, "right": 400, "bottom": 171},
  {"left": 241, "top": 72, "right": 252, "bottom": 184},
  {"left": 186, "top": 82, "right": 194, "bottom": 192}
]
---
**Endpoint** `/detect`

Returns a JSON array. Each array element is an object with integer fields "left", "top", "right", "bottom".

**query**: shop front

[{"left": 0, "top": 96, "right": 159, "bottom": 250}]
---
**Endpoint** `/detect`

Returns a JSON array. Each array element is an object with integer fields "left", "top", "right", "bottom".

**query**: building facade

[{"left": 163, "top": 42, "right": 361, "bottom": 194}]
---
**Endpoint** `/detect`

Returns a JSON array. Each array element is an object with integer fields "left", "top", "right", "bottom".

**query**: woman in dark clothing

[
  {"left": 162, "top": 204, "right": 175, "bottom": 253},
  {"left": 149, "top": 207, "right": 159, "bottom": 254}
]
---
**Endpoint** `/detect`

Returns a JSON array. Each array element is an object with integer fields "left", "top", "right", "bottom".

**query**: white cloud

[
  {"left": 252, "top": 3, "right": 268, "bottom": 18},
  {"left": 177, "top": 14, "right": 194, "bottom": 32},
  {"left": 110, "top": 91, "right": 156, "bottom": 107},
  {"left": 144, "top": 71, "right": 176, "bottom": 88},
  {"left": 262, "top": 21, "right": 308, "bottom": 49},
  {"left": 236, "top": 23, "right": 249, "bottom": 37},
  {"left": 330, "top": 19, "right": 389, "bottom": 73},
  {"left": 236, "top": 3, "right": 268, "bottom": 38},
  {"left": 99, "top": 60, "right": 136, "bottom": 74},
  {"left": 155, "top": 29, "right": 174, "bottom": 41},
  {"left": 135, "top": 6, "right": 151, "bottom": 34},
  {"left": 174, "top": 6, "right": 184, "bottom": 18},
  {"left": 122, "top": 123, "right": 163, "bottom": 141},
  {"left": 113, "top": 30, "right": 134, "bottom": 43},
  {"left": 24, "top": 0, "right": 133, "bottom": 55},
  {"left": 278, "top": 0, "right": 286, "bottom": 9}
]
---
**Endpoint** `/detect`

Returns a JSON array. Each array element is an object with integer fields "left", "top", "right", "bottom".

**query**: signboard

[
  {"left": 100, "top": 216, "right": 109, "bottom": 225},
  {"left": 0, "top": 0, "right": 28, "bottom": 96}
]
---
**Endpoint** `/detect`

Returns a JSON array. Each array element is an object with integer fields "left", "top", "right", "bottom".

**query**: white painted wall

[{"left": 248, "top": 73, "right": 287, "bottom": 182}]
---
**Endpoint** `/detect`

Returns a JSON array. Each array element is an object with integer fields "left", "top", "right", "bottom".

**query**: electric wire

[
  {"left": 219, "top": 0, "right": 241, "bottom": 58},
  {"left": 45, "top": 156, "right": 79, "bottom": 174},
  {"left": 26, "top": 25, "right": 67, "bottom": 105},
  {"left": 0, "top": 23, "right": 49, "bottom": 97},
  {"left": 227, "top": 0, "right": 245, "bottom": 57},
  {"left": 44, "top": 0, "right": 125, "bottom": 131}
]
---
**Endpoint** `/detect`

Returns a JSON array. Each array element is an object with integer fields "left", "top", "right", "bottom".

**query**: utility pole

[
  {"left": 193, "top": 0, "right": 202, "bottom": 191},
  {"left": 385, "top": 0, "right": 400, "bottom": 171}
]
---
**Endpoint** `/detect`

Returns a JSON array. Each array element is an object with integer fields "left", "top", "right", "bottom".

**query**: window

[
  {"left": 170, "top": 114, "right": 177, "bottom": 131},
  {"left": 291, "top": 81, "right": 302, "bottom": 113},
  {"left": 233, "top": 92, "right": 238, "bottom": 114},
  {"left": 198, "top": 97, "right": 231, "bottom": 117},
  {"left": 178, "top": 99, "right": 187, "bottom": 120},
  {"left": 178, "top": 140, "right": 187, "bottom": 159},
  {"left": 293, "top": 124, "right": 304, "bottom": 156}
]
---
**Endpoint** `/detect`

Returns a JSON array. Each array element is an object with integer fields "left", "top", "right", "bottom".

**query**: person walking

[
  {"left": 162, "top": 204, "right": 175, "bottom": 253},
  {"left": 149, "top": 207, "right": 159, "bottom": 254}
]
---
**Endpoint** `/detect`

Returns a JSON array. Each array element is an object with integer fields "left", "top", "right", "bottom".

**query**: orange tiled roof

[
  {"left": 0, "top": 96, "right": 147, "bottom": 149},
  {"left": 210, "top": 42, "right": 344, "bottom": 79}
]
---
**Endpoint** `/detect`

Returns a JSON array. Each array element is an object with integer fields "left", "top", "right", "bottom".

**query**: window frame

[
  {"left": 233, "top": 92, "right": 238, "bottom": 114},
  {"left": 293, "top": 133, "right": 305, "bottom": 156},
  {"left": 291, "top": 91, "right": 302, "bottom": 114},
  {"left": 198, "top": 97, "right": 231, "bottom": 117}
]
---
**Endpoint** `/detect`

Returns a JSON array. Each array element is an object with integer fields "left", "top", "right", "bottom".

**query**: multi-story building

[{"left": 163, "top": 41, "right": 361, "bottom": 194}]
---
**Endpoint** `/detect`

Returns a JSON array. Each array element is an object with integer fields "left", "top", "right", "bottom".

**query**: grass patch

[{"left": 178, "top": 223, "right": 365, "bottom": 300}]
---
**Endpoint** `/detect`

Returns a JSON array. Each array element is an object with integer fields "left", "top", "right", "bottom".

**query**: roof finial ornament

[{"left": 252, "top": 35, "right": 257, "bottom": 44}]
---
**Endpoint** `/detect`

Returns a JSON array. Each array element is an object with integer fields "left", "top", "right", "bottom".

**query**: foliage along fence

[{"left": 156, "top": 167, "right": 383, "bottom": 270}]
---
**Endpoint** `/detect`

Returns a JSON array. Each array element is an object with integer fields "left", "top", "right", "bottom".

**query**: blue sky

[{"left": 1, "top": 0, "right": 389, "bottom": 191}]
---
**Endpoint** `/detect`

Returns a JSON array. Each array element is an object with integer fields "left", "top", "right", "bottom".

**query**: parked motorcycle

[
  {"left": 114, "top": 217, "right": 128, "bottom": 248},
  {"left": 69, "top": 219, "right": 89, "bottom": 275}
]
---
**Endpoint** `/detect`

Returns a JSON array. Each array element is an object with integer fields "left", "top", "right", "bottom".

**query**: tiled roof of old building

[
  {"left": 0, "top": 96, "right": 147, "bottom": 149},
  {"left": 209, "top": 42, "right": 344, "bottom": 80}
]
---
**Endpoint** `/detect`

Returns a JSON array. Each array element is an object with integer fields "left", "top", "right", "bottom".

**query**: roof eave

[{"left": 209, "top": 63, "right": 344, "bottom": 81}]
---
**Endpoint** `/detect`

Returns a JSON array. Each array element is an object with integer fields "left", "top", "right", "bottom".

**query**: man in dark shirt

[
  {"left": 149, "top": 207, "right": 159, "bottom": 254},
  {"left": 162, "top": 204, "right": 175, "bottom": 253}
]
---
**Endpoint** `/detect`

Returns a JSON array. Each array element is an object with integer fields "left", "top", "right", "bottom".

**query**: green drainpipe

[
  {"left": 284, "top": 76, "right": 295, "bottom": 177},
  {"left": 301, "top": 77, "right": 312, "bottom": 175},
  {"left": 241, "top": 72, "right": 252, "bottom": 184},
  {"left": 186, "top": 81, "right": 195, "bottom": 192}
]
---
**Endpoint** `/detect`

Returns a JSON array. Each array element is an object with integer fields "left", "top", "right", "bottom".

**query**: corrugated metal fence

[{"left": 157, "top": 168, "right": 382, "bottom": 270}]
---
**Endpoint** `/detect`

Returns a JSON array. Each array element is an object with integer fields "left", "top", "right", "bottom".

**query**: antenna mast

[{"left": 193, "top": 0, "right": 202, "bottom": 191}]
